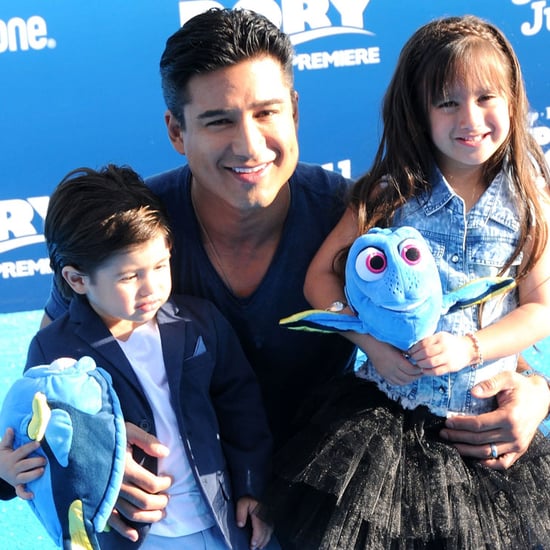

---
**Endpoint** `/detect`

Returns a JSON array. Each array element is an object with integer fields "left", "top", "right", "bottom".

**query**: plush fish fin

[
  {"left": 68, "top": 499, "right": 93, "bottom": 550},
  {"left": 280, "top": 309, "right": 363, "bottom": 332},
  {"left": 27, "top": 392, "right": 51, "bottom": 441},
  {"left": 442, "top": 276, "right": 516, "bottom": 314},
  {"left": 44, "top": 409, "right": 73, "bottom": 467}
]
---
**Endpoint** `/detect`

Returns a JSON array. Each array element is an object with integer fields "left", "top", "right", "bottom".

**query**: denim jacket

[{"left": 356, "top": 168, "right": 521, "bottom": 417}]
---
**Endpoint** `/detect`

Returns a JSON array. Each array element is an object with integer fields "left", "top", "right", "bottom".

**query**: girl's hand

[
  {"left": 358, "top": 335, "right": 423, "bottom": 385},
  {"left": 408, "top": 332, "right": 476, "bottom": 376},
  {"left": 0, "top": 427, "right": 46, "bottom": 499},
  {"left": 236, "top": 496, "right": 273, "bottom": 549}
]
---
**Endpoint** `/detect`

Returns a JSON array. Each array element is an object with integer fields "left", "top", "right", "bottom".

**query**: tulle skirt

[{"left": 260, "top": 374, "right": 550, "bottom": 549}]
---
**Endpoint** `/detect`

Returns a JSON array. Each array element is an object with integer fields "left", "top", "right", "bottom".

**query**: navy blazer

[{"left": 20, "top": 293, "right": 272, "bottom": 549}]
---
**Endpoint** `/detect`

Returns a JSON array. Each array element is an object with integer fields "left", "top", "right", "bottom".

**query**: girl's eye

[
  {"left": 355, "top": 247, "right": 387, "bottom": 281},
  {"left": 398, "top": 239, "right": 423, "bottom": 266},
  {"left": 437, "top": 100, "right": 457, "bottom": 109},
  {"left": 257, "top": 109, "right": 277, "bottom": 118},
  {"left": 479, "top": 93, "right": 499, "bottom": 103}
]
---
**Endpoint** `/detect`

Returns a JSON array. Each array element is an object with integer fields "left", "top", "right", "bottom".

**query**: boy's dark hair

[
  {"left": 45, "top": 164, "right": 172, "bottom": 299},
  {"left": 160, "top": 8, "right": 295, "bottom": 127}
]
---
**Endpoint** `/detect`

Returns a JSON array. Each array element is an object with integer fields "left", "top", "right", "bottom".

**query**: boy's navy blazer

[{"left": 23, "top": 293, "right": 273, "bottom": 550}]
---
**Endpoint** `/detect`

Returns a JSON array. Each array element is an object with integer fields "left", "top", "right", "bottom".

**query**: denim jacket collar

[{"left": 418, "top": 165, "right": 507, "bottom": 223}]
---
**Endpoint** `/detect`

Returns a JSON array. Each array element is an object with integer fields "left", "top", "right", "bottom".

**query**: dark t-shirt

[{"left": 46, "top": 162, "right": 356, "bottom": 448}]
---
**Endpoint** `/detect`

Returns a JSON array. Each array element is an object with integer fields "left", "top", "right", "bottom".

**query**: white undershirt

[{"left": 116, "top": 320, "right": 214, "bottom": 537}]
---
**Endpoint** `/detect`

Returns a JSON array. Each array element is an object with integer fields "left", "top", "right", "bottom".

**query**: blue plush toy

[
  {"left": 0, "top": 356, "right": 126, "bottom": 550},
  {"left": 282, "top": 226, "right": 516, "bottom": 350}
]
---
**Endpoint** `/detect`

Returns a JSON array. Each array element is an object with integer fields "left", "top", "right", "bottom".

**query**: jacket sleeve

[
  {"left": 206, "top": 304, "right": 273, "bottom": 500},
  {"left": 25, "top": 336, "right": 47, "bottom": 372},
  {"left": 0, "top": 477, "right": 16, "bottom": 500}
]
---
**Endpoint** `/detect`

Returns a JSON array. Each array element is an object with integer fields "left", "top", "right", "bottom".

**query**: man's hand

[
  {"left": 108, "top": 423, "right": 172, "bottom": 541},
  {"left": 440, "top": 370, "right": 550, "bottom": 470},
  {"left": 236, "top": 496, "right": 273, "bottom": 550}
]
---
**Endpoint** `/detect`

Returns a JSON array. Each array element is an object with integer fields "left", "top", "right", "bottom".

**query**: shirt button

[
  {"left": 139, "top": 419, "right": 152, "bottom": 432},
  {"left": 438, "top": 386, "right": 446, "bottom": 394},
  {"left": 451, "top": 254, "right": 459, "bottom": 263}
]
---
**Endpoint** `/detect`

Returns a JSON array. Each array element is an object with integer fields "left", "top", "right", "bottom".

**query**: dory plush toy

[
  {"left": 282, "top": 226, "right": 516, "bottom": 350},
  {"left": 0, "top": 356, "right": 126, "bottom": 550}
]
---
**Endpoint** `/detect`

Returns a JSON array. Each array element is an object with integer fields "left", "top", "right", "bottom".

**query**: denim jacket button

[{"left": 451, "top": 254, "right": 459, "bottom": 263}]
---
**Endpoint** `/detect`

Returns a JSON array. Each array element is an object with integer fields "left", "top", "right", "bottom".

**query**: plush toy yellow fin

[
  {"left": 27, "top": 392, "right": 51, "bottom": 441},
  {"left": 280, "top": 309, "right": 362, "bottom": 333},
  {"left": 69, "top": 499, "right": 93, "bottom": 550}
]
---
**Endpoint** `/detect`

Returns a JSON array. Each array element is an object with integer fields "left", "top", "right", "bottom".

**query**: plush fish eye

[
  {"left": 399, "top": 239, "right": 423, "bottom": 266},
  {"left": 355, "top": 247, "right": 387, "bottom": 281}
]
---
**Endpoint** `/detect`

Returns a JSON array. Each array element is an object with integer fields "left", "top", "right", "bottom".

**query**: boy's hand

[
  {"left": 0, "top": 427, "right": 46, "bottom": 499},
  {"left": 236, "top": 496, "right": 273, "bottom": 549}
]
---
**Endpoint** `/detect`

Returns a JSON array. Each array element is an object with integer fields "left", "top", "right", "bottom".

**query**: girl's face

[
  {"left": 428, "top": 78, "right": 510, "bottom": 179},
  {"left": 76, "top": 236, "right": 172, "bottom": 338}
]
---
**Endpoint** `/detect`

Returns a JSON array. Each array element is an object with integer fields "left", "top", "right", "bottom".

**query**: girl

[
  {"left": 0, "top": 165, "right": 274, "bottom": 550},
  {"left": 263, "top": 15, "right": 550, "bottom": 549}
]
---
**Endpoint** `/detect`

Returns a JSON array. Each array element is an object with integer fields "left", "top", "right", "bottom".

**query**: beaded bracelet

[{"left": 466, "top": 332, "right": 483, "bottom": 368}]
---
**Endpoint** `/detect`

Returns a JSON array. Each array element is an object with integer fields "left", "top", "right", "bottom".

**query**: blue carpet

[{"left": 0, "top": 310, "right": 549, "bottom": 548}]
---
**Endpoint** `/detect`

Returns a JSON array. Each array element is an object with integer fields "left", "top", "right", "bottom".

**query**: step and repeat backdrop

[{"left": 1, "top": 0, "right": 549, "bottom": 312}]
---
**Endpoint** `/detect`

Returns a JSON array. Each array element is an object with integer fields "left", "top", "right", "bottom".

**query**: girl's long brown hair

[{"left": 346, "top": 15, "right": 549, "bottom": 282}]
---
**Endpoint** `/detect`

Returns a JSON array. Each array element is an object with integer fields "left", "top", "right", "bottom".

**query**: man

[{"left": 42, "top": 7, "right": 549, "bottom": 545}]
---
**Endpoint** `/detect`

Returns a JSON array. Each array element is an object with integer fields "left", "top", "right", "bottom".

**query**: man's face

[{"left": 168, "top": 56, "right": 299, "bottom": 212}]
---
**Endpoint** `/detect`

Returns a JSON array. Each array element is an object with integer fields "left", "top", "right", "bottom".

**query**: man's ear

[
  {"left": 165, "top": 110, "right": 186, "bottom": 155},
  {"left": 291, "top": 90, "right": 299, "bottom": 127},
  {"left": 61, "top": 266, "right": 88, "bottom": 295}
]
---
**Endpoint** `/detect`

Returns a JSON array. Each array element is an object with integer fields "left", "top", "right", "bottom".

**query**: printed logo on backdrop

[
  {"left": 511, "top": 1, "right": 550, "bottom": 162},
  {"left": 0, "top": 197, "right": 51, "bottom": 280},
  {"left": 178, "top": 1, "right": 380, "bottom": 71},
  {"left": 512, "top": 0, "right": 550, "bottom": 36},
  {"left": 0, "top": 15, "right": 56, "bottom": 53}
]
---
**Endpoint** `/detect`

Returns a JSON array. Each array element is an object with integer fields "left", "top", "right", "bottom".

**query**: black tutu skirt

[{"left": 260, "top": 374, "right": 550, "bottom": 549}]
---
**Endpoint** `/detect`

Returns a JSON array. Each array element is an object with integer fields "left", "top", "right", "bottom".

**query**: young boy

[{"left": 0, "top": 164, "right": 273, "bottom": 550}]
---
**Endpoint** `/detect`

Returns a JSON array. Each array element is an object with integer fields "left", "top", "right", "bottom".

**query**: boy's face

[
  {"left": 167, "top": 56, "right": 299, "bottom": 212},
  {"left": 74, "top": 236, "right": 172, "bottom": 338}
]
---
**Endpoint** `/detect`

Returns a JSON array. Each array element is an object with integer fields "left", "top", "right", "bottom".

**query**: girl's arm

[
  {"left": 304, "top": 209, "right": 423, "bottom": 385},
  {"left": 304, "top": 207, "right": 357, "bottom": 310},
  {"left": 410, "top": 200, "right": 550, "bottom": 374}
]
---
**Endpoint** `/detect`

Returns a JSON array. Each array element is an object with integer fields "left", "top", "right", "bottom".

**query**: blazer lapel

[
  {"left": 70, "top": 296, "right": 143, "bottom": 391},
  {"left": 156, "top": 300, "right": 189, "bottom": 391}
]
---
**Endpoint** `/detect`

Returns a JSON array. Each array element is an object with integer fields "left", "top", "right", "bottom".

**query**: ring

[{"left": 490, "top": 443, "right": 498, "bottom": 459}]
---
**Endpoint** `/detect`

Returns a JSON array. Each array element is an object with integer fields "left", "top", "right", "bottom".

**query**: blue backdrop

[{"left": 1, "top": 0, "right": 549, "bottom": 312}]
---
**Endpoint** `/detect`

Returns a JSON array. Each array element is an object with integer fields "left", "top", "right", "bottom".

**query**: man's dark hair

[{"left": 160, "top": 8, "right": 295, "bottom": 127}]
